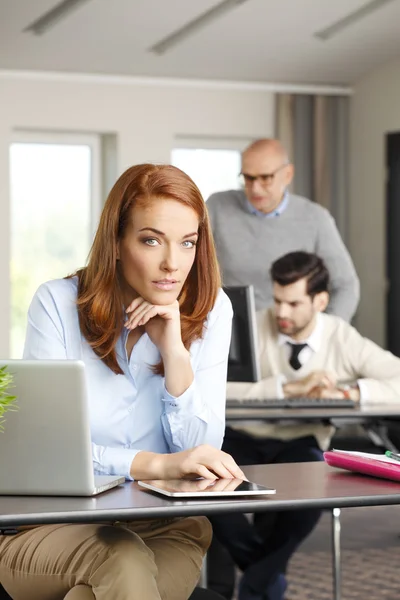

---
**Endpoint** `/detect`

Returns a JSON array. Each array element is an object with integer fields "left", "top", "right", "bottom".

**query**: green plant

[{"left": 0, "top": 365, "right": 17, "bottom": 430}]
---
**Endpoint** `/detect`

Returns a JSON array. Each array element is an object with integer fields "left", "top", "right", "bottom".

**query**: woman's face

[{"left": 117, "top": 198, "right": 199, "bottom": 305}]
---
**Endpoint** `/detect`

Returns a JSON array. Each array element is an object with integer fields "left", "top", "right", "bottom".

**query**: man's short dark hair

[{"left": 270, "top": 251, "right": 329, "bottom": 298}]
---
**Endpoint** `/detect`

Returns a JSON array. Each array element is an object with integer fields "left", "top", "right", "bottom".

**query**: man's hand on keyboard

[
  {"left": 308, "top": 385, "right": 361, "bottom": 402},
  {"left": 283, "top": 370, "right": 337, "bottom": 398},
  {"left": 307, "top": 386, "right": 345, "bottom": 399}
]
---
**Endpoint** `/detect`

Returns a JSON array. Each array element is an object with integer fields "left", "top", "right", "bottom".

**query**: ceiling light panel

[
  {"left": 314, "top": 0, "right": 396, "bottom": 40},
  {"left": 24, "top": 0, "right": 94, "bottom": 36},
  {"left": 149, "top": 0, "right": 251, "bottom": 55}
]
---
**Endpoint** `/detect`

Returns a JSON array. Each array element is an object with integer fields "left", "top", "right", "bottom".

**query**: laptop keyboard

[{"left": 226, "top": 397, "right": 357, "bottom": 409}]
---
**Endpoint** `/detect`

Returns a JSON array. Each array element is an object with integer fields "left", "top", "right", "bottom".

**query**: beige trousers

[{"left": 0, "top": 516, "right": 211, "bottom": 600}]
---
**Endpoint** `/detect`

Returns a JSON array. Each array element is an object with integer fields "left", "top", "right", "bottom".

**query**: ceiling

[{"left": 1, "top": 0, "right": 400, "bottom": 85}]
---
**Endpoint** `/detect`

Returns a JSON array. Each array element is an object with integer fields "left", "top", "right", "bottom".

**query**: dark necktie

[{"left": 288, "top": 343, "right": 308, "bottom": 370}]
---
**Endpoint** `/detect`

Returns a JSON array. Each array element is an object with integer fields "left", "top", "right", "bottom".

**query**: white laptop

[{"left": 0, "top": 360, "right": 124, "bottom": 496}]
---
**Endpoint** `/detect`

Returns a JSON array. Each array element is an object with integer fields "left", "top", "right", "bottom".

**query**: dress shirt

[
  {"left": 278, "top": 313, "right": 323, "bottom": 366},
  {"left": 23, "top": 277, "right": 233, "bottom": 479},
  {"left": 244, "top": 190, "right": 289, "bottom": 218}
]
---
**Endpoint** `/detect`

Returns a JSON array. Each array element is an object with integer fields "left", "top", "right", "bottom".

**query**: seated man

[{"left": 210, "top": 251, "right": 400, "bottom": 600}]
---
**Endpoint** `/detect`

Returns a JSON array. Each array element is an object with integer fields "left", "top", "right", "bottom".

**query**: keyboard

[{"left": 226, "top": 397, "right": 357, "bottom": 409}]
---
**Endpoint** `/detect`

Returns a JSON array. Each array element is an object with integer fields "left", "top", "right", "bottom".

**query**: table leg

[
  {"left": 331, "top": 507, "right": 341, "bottom": 600},
  {"left": 198, "top": 554, "right": 208, "bottom": 588},
  {"left": 364, "top": 422, "right": 399, "bottom": 453}
]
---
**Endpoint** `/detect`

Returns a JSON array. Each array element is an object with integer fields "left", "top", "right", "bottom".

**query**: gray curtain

[{"left": 275, "top": 94, "right": 349, "bottom": 243}]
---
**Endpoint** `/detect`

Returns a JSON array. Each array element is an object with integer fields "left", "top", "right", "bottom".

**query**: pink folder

[{"left": 324, "top": 450, "right": 400, "bottom": 482}]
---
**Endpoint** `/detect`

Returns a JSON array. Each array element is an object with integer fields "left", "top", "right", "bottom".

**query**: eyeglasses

[{"left": 240, "top": 163, "right": 288, "bottom": 187}]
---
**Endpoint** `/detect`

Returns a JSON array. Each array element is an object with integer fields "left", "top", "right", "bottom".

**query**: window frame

[
  {"left": 171, "top": 136, "right": 252, "bottom": 202},
  {"left": 10, "top": 130, "right": 102, "bottom": 239},
  {"left": 173, "top": 135, "right": 252, "bottom": 152},
  {"left": 8, "top": 130, "right": 102, "bottom": 357}
]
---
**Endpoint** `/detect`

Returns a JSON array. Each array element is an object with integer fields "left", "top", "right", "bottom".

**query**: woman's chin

[{"left": 145, "top": 288, "right": 179, "bottom": 305}]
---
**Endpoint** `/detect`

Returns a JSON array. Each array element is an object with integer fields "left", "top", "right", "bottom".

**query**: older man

[{"left": 207, "top": 138, "right": 359, "bottom": 321}]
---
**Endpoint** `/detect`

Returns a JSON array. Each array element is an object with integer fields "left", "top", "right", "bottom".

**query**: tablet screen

[{"left": 137, "top": 478, "right": 276, "bottom": 498}]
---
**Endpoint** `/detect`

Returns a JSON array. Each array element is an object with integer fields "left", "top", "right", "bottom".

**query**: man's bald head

[
  {"left": 240, "top": 138, "right": 294, "bottom": 214},
  {"left": 242, "top": 139, "right": 290, "bottom": 164}
]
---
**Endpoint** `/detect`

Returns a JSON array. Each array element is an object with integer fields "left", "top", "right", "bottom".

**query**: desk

[
  {"left": 226, "top": 402, "right": 400, "bottom": 452},
  {"left": 225, "top": 403, "right": 400, "bottom": 422},
  {"left": 1, "top": 462, "right": 400, "bottom": 600},
  {"left": 1, "top": 463, "right": 400, "bottom": 527}
]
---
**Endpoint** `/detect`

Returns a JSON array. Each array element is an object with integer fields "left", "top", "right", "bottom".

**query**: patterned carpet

[{"left": 286, "top": 505, "right": 400, "bottom": 599}]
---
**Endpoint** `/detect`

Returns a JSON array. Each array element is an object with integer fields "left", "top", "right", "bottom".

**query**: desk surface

[
  {"left": 2, "top": 462, "right": 400, "bottom": 527},
  {"left": 225, "top": 403, "right": 400, "bottom": 421}
]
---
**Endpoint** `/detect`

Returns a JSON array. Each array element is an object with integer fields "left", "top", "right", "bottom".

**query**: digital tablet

[{"left": 137, "top": 478, "right": 276, "bottom": 498}]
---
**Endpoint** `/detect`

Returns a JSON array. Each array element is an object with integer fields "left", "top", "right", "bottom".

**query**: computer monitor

[{"left": 223, "top": 285, "right": 261, "bottom": 382}]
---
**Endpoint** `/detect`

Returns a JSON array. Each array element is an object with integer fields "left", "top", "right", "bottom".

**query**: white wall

[
  {"left": 350, "top": 56, "right": 400, "bottom": 346},
  {"left": 0, "top": 73, "right": 275, "bottom": 355}
]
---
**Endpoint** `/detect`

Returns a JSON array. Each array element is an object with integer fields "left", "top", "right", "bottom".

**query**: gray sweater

[{"left": 207, "top": 190, "right": 359, "bottom": 321}]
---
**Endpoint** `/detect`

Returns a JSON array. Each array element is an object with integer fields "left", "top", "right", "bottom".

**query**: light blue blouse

[{"left": 23, "top": 277, "right": 233, "bottom": 479}]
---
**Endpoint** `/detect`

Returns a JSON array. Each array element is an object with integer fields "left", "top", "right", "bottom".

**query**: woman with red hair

[{"left": 0, "top": 164, "right": 241, "bottom": 600}]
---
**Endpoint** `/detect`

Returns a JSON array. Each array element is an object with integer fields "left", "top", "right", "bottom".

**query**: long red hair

[{"left": 72, "top": 164, "right": 221, "bottom": 375}]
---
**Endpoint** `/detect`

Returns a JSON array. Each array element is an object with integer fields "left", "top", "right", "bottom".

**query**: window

[
  {"left": 171, "top": 137, "right": 250, "bottom": 201},
  {"left": 9, "top": 132, "right": 101, "bottom": 358}
]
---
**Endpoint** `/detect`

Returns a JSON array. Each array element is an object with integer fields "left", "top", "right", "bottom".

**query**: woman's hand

[
  {"left": 162, "top": 445, "right": 246, "bottom": 480},
  {"left": 131, "top": 445, "right": 246, "bottom": 481},
  {"left": 125, "top": 297, "right": 185, "bottom": 360},
  {"left": 125, "top": 296, "right": 193, "bottom": 396}
]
